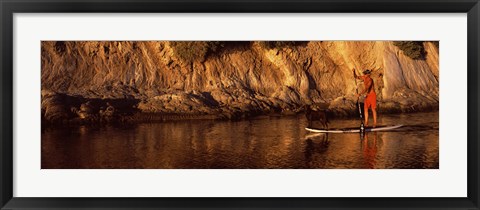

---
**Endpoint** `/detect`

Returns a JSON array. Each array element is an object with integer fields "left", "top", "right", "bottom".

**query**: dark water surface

[{"left": 42, "top": 112, "right": 439, "bottom": 169}]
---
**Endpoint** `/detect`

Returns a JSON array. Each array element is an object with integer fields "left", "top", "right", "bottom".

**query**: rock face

[{"left": 41, "top": 41, "right": 439, "bottom": 123}]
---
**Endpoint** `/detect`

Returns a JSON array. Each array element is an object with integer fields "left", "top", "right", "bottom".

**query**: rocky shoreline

[{"left": 42, "top": 89, "right": 438, "bottom": 126}]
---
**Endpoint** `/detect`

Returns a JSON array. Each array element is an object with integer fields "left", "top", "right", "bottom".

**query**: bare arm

[{"left": 352, "top": 69, "right": 360, "bottom": 79}]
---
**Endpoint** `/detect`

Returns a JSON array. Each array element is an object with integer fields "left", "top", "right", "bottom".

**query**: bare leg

[
  {"left": 364, "top": 106, "right": 369, "bottom": 126},
  {"left": 372, "top": 108, "right": 377, "bottom": 127}
]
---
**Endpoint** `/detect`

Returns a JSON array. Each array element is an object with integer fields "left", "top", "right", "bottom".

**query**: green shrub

[
  {"left": 170, "top": 41, "right": 305, "bottom": 63},
  {"left": 170, "top": 41, "right": 225, "bottom": 64},
  {"left": 393, "top": 41, "right": 426, "bottom": 60}
]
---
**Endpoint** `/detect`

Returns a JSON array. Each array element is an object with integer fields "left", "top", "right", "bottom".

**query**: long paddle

[{"left": 353, "top": 68, "right": 365, "bottom": 133}]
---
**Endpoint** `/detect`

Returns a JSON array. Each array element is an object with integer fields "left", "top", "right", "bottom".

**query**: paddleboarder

[{"left": 353, "top": 69, "right": 377, "bottom": 127}]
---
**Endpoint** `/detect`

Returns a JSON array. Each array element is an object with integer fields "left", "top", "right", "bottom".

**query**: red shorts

[{"left": 364, "top": 92, "right": 377, "bottom": 109}]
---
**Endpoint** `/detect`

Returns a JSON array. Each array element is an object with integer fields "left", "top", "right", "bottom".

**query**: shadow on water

[
  {"left": 393, "top": 124, "right": 439, "bottom": 132},
  {"left": 42, "top": 112, "right": 439, "bottom": 169},
  {"left": 304, "top": 134, "right": 330, "bottom": 168}
]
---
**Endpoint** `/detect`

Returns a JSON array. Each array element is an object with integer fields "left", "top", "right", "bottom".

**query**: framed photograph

[{"left": 1, "top": 0, "right": 479, "bottom": 209}]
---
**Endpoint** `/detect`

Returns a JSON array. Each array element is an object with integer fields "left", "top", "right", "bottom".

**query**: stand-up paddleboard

[{"left": 305, "top": 125, "right": 403, "bottom": 133}]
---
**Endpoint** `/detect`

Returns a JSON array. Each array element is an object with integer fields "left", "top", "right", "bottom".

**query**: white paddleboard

[{"left": 305, "top": 125, "right": 403, "bottom": 133}]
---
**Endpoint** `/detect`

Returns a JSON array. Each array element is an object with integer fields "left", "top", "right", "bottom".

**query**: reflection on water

[{"left": 42, "top": 112, "right": 439, "bottom": 169}]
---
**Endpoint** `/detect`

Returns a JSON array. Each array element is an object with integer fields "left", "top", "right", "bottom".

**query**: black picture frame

[{"left": 1, "top": 0, "right": 479, "bottom": 209}]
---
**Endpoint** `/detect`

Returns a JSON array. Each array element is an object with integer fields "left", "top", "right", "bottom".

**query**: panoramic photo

[{"left": 41, "top": 41, "right": 439, "bottom": 169}]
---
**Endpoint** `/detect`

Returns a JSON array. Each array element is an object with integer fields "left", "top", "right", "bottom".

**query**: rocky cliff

[{"left": 41, "top": 41, "right": 439, "bottom": 123}]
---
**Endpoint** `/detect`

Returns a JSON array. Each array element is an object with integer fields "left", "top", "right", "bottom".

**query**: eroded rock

[{"left": 41, "top": 41, "right": 439, "bottom": 124}]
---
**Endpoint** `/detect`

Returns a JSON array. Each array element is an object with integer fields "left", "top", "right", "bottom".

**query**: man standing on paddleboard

[{"left": 353, "top": 69, "right": 377, "bottom": 127}]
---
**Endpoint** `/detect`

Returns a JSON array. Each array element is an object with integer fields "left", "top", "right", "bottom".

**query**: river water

[{"left": 42, "top": 112, "right": 439, "bottom": 169}]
